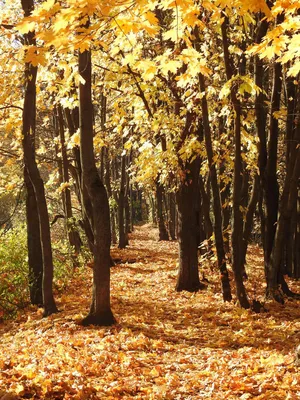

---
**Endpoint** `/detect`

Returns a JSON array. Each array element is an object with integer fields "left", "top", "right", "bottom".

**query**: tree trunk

[
  {"left": 24, "top": 168, "right": 43, "bottom": 306},
  {"left": 21, "top": 0, "right": 58, "bottom": 317},
  {"left": 65, "top": 107, "right": 95, "bottom": 252},
  {"left": 199, "top": 73, "right": 232, "bottom": 302},
  {"left": 221, "top": 15, "right": 249, "bottom": 308},
  {"left": 118, "top": 149, "right": 127, "bottom": 249},
  {"left": 176, "top": 158, "right": 204, "bottom": 292},
  {"left": 57, "top": 105, "right": 82, "bottom": 256},
  {"left": 78, "top": 33, "right": 115, "bottom": 326},
  {"left": 267, "top": 143, "right": 300, "bottom": 301},
  {"left": 156, "top": 180, "right": 169, "bottom": 241},
  {"left": 168, "top": 192, "right": 176, "bottom": 240},
  {"left": 104, "top": 148, "right": 117, "bottom": 244}
]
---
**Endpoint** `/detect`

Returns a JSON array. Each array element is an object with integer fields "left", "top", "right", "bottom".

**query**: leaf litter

[{"left": 0, "top": 224, "right": 300, "bottom": 399}]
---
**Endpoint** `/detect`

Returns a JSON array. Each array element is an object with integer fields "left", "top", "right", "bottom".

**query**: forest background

[{"left": 0, "top": 0, "right": 300, "bottom": 398}]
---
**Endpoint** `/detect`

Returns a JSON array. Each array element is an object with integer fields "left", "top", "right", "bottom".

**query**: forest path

[{"left": 1, "top": 224, "right": 300, "bottom": 399}]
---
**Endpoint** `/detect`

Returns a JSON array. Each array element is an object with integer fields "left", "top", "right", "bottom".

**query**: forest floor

[{"left": 1, "top": 224, "right": 300, "bottom": 399}]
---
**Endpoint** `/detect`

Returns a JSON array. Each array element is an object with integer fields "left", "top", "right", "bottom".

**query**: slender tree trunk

[
  {"left": 199, "top": 73, "right": 232, "bottom": 302},
  {"left": 198, "top": 175, "right": 213, "bottom": 256},
  {"left": 221, "top": 15, "right": 249, "bottom": 308},
  {"left": 241, "top": 175, "right": 260, "bottom": 269},
  {"left": 267, "top": 144, "right": 300, "bottom": 301},
  {"left": 156, "top": 180, "right": 169, "bottom": 241},
  {"left": 57, "top": 105, "right": 82, "bottom": 256},
  {"left": 21, "top": 0, "right": 58, "bottom": 317},
  {"left": 264, "top": 62, "right": 282, "bottom": 266},
  {"left": 103, "top": 148, "right": 117, "bottom": 244},
  {"left": 266, "top": 78, "right": 300, "bottom": 300},
  {"left": 24, "top": 168, "right": 43, "bottom": 306},
  {"left": 168, "top": 192, "right": 176, "bottom": 240},
  {"left": 118, "top": 148, "right": 127, "bottom": 249},
  {"left": 78, "top": 31, "right": 115, "bottom": 325},
  {"left": 65, "top": 107, "right": 95, "bottom": 252},
  {"left": 124, "top": 155, "right": 131, "bottom": 240},
  {"left": 254, "top": 14, "right": 269, "bottom": 257}
]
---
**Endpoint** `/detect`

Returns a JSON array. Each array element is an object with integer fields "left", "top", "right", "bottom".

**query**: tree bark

[
  {"left": 199, "top": 73, "right": 232, "bottom": 302},
  {"left": 78, "top": 32, "right": 115, "bottom": 326},
  {"left": 221, "top": 14, "right": 249, "bottom": 308},
  {"left": 56, "top": 105, "right": 82, "bottom": 256},
  {"left": 118, "top": 148, "right": 127, "bottom": 249},
  {"left": 21, "top": 0, "right": 58, "bottom": 317},
  {"left": 176, "top": 158, "right": 204, "bottom": 292},
  {"left": 24, "top": 168, "right": 43, "bottom": 306},
  {"left": 156, "top": 180, "right": 169, "bottom": 241}
]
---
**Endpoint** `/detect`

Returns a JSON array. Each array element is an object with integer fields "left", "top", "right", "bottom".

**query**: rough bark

[
  {"left": 65, "top": 107, "right": 95, "bottom": 252},
  {"left": 21, "top": 0, "right": 58, "bottom": 317},
  {"left": 199, "top": 73, "right": 232, "bottom": 302},
  {"left": 57, "top": 106, "right": 82, "bottom": 256},
  {"left": 24, "top": 168, "right": 43, "bottom": 306},
  {"left": 78, "top": 36, "right": 115, "bottom": 326},
  {"left": 156, "top": 180, "right": 169, "bottom": 241},
  {"left": 168, "top": 192, "right": 176, "bottom": 240},
  {"left": 221, "top": 15, "right": 249, "bottom": 308},
  {"left": 118, "top": 148, "right": 127, "bottom": 249},
  {"left": 176, "top": 158, "right": 204, "bottom": 292}
]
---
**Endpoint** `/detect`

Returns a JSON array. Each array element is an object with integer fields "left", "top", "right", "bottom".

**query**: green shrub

[
  {"left": 0, "top": 226, "right": 29, "bottom": 318},
  {"left": 0, "top": 226, "right": 87, "bottom": 319}
]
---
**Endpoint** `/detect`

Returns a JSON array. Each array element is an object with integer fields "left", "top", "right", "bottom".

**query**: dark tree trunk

[
  {"left": 199, "top": 73, "right": 232, "bottom": 302},
  {"left": 118, "top": 149, "right": 127, "bottom": 249},
  {"left": 57, "top": 105, "right": 82, "bottom": 256},
  {"left": 168, "top": 192, "right": 176, "bottom": 240},
  {"left": 21, "top": 0, "right": 58, "bottom": 317},
  {"left": 267, "top": 142, "right": 300, "bottom": 301},
  {"left": 156, "top": 180, "right": 169, "bottom": 241},
  {"left": 104, "top": 148, "right": 117, "bottom": 244},
  {"left": 264, "top": 61, "right": 282, "bottom": 266},
  {"left": 241, "top": 175, "right": 260, "bottom": 269},
  {"left": 24, "top": 168, "right": 43, "bottom": 306},
  {"left": 65, "top": 107, "right": 95, "bottom": 252},
  {"left": 198, "top": 175, "right": 213, "bottom": 255},
  {"left": 254, "top": 14, "right": 269, "bottom": 257},
  {"left": 78, "top": 33, "right": 115, "bottom": 326},
  {"left": 221, "top": 15, "right": 249, "bottom": 308},
  {"left": 294, "top": 193, "right": 300, "bottom": 278},
  {"left": 284, "top": 78, "right": 299, "bottom": 277},
  {"left": 176, "top": 159, "right": 204, "bottom": 292},
  {"left": 266, "top": 79, "right": 300, "bottom": 300},
  {"left": 124, "top": 155, "right": 131, "bottom": 239}
]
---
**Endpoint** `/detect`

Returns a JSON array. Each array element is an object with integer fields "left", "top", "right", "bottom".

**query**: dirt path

[{"left": 1, "top": 224, "right": 300, "bottom": 399}]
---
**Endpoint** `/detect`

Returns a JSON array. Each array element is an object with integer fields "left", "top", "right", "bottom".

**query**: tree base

[
  {"left": 251, "top": 299, "right": 268, "bottom": 313},
  {"left": 42, "top": 306, "right": 59, "bottom": 317},
  {"left": 238, "top": 297, "right": 251, "bottom": 309},
  {"left": 220, "top": 277, "right": 232, "bottom": 302},
  {"left": 266, "top": 288, "right": 285, "bottom": 304},
  {"left": 81, "top": 310, "right": 116, "bottom": 326},
  {"left": 175, "top": 282, "right": 207, "bottom": 292},
  {"left": 279, "top": 276, "right": 300, "bottom": 299},
  {"left": 222, "top": 289, "right": 232, "bottom": 302}
]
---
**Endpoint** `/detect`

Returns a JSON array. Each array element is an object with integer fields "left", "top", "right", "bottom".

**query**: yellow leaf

[
  {"left": 160, "top": 59, "right": 182, "bottom": 75},
  {"left": 16, "top": 19, "right": 35, "bottom": 34},
  {"left": 144, "top": 11, "right": 158, "bottom": 25}
]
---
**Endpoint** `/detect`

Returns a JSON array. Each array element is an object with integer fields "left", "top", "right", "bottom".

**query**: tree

[
  {"left": 21, "top": 0, "right": 58, "bottom": 317},
  {"left": 78, "top": 18, "right": 115, "bottom": 326}
]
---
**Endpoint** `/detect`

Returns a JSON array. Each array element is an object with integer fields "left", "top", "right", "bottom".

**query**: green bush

[
  {"left": 0, "top": 226, "right": 29, "bottom": 319},
  {"left": 0, "top": 225, "right": 86, "bottom": 319}
]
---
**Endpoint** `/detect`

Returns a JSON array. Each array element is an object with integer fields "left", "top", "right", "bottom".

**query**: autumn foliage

[{"left": 0, "top": 0, "right": 300, "bottom": 397}]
